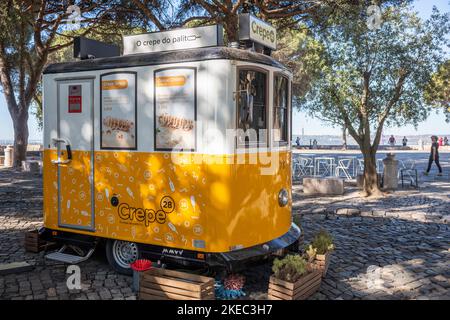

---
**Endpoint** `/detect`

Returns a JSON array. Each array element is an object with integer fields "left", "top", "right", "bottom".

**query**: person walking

[
  {"left": 295, "top": 136, "right": 301, "bottom": 147},
  {"left": 424, "top": 135, "right": 443, "bottom": 176},
  {"left": 402, "top": 136, "right": 408, "bottom": 147},
  {"left": 444, "top": 136, "right": 449, "bottom": 146},
  {"left": 438, "top": 136, "right": 443, "bottom": 146}
]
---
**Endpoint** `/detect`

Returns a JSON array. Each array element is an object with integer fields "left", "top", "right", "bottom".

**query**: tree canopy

[
  {"left": 301, "top": 3, "right": 449, "bottom": 147},
  {"left": 0, "top": 0, "right": 125, "bottom": 165},
  {"left": 424, "top": 59, "right": 450, "bottom": 122},
  {"left": 134, "top": 0, "right": 359, "bottom": 41},
  {"left": 273, "top": 27, "right": 325, "bottom": 102}
]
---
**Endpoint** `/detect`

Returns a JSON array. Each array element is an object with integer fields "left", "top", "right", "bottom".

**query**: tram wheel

[{"left": 106, "top": 239, "right": 139, "bottom": 275}]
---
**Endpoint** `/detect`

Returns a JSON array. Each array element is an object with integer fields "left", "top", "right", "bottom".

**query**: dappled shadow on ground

[
  {"left": 1, "top": 167, "right": 449, "bottom": 300},
  {"left": 295, "top": 213, "right": 449, "bottom": 300},
  {"left": 292, "top": 177, "right": 450, "bottom": 224},
  {"left": 0, "top": 168, "right": 133, "bottom": 300},
  {"left": 237, "top": 211, "right": 449, "bottom": 300},
  {"left": 289, "top": 161, "right": 449, "bottom": 299}
]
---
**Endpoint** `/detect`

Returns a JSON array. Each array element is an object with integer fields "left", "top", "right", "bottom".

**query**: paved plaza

[{"left": 0, "top": 151, "right": 449, "bottom": 300}]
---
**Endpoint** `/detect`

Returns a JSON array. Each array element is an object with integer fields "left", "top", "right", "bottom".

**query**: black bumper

[{"left": 207, "top": 223, "right": 302, "bottom": 272}]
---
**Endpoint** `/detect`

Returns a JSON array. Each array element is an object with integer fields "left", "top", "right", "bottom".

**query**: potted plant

[
  {"left": 268, "top": 254, "right": 321, "bottom": 300},
  {"left": 305, "top": 230, "right": 334, "bottom": 278}
]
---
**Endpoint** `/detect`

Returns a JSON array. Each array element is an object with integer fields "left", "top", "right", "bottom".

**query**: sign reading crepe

[
  {"left": 100, "top": 72, "right": 137, "bottom": 149},
  {"left": 154, "top": 68, "right": 196, "bottom": 151},
  {"left": 239, "top": 13, "right": 277, "bottom": 50}
]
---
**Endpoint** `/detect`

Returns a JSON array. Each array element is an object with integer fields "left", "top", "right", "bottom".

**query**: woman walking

[{"left": 424, "top": 136, "right": 443, "bottom": 176}]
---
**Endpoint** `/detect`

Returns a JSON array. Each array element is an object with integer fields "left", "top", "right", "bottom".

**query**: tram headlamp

[{"left": 278, "top": 189, "right": 289, "bottom": 207}]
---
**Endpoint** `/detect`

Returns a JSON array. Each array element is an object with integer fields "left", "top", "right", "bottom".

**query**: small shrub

[
  {"left": 310, "top": 230, "right": 334, "bottom": 255},
  {"left": 304, "top": 244, "right": 317, "bottom": 263},
  {"left": 272, "top": 254, "right": 308, "bottom": 282}
]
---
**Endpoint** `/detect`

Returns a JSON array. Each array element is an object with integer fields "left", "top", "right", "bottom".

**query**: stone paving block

[
  {"left": 87, "top": 292, "right": 100, "bottom": 300},
  {"left": 99, "top": 290, "right": 112, "bottom": 300},
  {"left": 33, "top": 293, "right": 46, "bottom": 300},
  {"left": 0, "top": 261, "right": 34, "bottom": 275},
  {"left": 46, "top": 287, "right": 57, "bottom": 297}
]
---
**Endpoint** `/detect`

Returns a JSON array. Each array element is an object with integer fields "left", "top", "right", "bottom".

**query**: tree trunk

[
  {"left": 361, "top": 146, "right": 382, "bottom": 197},
  {"left": 12, "top": 110, "right": 29, "bottom": 168},
  {"left": 223, "top": 14, "right": 239, "bottom": 42},
  {"left": 342, "top": 125, "right": 347, "bottom": 150}
]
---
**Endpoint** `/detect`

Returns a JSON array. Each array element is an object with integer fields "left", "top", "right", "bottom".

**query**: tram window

[
  {"left": 237, "top": 69, "right": 267, "bottom": 146},
  {"left": 273, "top": 75, "right": 288, "bottom": 144}
]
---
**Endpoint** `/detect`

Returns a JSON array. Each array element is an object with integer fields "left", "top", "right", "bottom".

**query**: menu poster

[
  {"left": 101, "top": 72, "right": 137, "bottom": 149},
  {"left": 154, "top": 68, "right": 196, "bottom": 151}
]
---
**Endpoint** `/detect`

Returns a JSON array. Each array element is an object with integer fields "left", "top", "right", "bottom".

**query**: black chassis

[{"left": 38, "top": 223, "right": 301, "bottom": 273}]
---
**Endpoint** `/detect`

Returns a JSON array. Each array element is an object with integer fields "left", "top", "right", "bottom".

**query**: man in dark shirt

[
  {"left": 388, "top": 135, "right": 396, "bottom": 146},
  {"left": 424, "top": 136, "right": 443, "bottom": 176}
]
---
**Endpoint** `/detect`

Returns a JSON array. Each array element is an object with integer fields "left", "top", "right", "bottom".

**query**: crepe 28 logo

[{"left": 112, "top": 195, "right": 175, "bottom": 226}]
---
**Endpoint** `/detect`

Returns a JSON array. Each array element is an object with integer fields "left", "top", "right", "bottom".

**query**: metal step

[{"left": 45, "top": 245, "right": 95, "bottom": 264}]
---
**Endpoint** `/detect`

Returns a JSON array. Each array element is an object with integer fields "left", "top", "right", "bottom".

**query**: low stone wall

[
  {"left": 0, "top": 145, "right": 43, "bottom": 168},
  {"left": 303, "top": 177, "right": 345, "bottom": 195},
  {"left": 0, "top": 144, "right": 43, "bottom": 155},
  {"left": 293, "top": 145, "right": 450, "bottom": 151}
]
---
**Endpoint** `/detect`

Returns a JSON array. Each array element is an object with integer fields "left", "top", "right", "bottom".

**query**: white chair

[
  {"left": 315, "top": 157, "right": 335, "bottom": 177},
  {"left": 292, "top": 157, "right": 302, "bottom": 180},
  {"left": 338, "top": 156, "right": 357, "bottom": 177},
  {"left": 292, "top": 157, "right": 313, "bottom": 179},
  {"left": 299, "top": 157, "right": 314, "bottom": 176},
  {"left": 335, "top": 158, "right": 353, "bottom": 180},
  {"left": 376, "top": 159, "right": 384, "bottom": 174},
  {"left": 397, "top": 160, "right": 407, "bottom": 178},
  {"left": 356, "top": 159, "right": 364, "bottom": 175},
  {"left": 398, "top": 159, "right": 415, "bottom": 172},
  {"left": 398, "top": 160, "right": 417, "bottom": 186}
]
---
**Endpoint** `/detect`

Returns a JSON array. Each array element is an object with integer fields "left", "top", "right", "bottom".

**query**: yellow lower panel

[{"left": 43, "top": 150, "right": 292, "bottom": 252}]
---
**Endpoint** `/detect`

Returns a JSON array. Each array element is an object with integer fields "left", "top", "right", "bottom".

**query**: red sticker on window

[{"left": 68, "top": 85, "right": 82, "bottom": 113}]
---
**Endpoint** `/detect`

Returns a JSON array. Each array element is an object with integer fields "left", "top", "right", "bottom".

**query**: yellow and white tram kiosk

[{"left": 40, "top": 16, "right": 300, "bottom": 274}]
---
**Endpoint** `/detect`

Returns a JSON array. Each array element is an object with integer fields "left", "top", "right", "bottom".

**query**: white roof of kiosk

[{"left": 43, "top": 46, "right": 288, "bottom": 74}]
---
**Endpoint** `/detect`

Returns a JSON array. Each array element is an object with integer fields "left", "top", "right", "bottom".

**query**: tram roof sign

[
  {"left": 123, "top": 25, "right": 224, "bottom": 55},
  {"left": 239, "top": 14, "right": 277, "bottom": 50}
]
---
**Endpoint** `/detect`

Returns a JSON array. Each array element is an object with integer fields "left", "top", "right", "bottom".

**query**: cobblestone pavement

[
  {"left": 293, "top": 151, "right": 450, "bottom": 224},
  {"left": 0, "top": 158, "right": 449, "bottom": 300},
  {"left": 0, "top": 169, "right": 135, "bottom": 300}
]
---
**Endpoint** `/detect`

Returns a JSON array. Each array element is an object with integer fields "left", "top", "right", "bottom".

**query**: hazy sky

[{"left": 0, "top": 0, "right": 448, "bottom": 140}]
